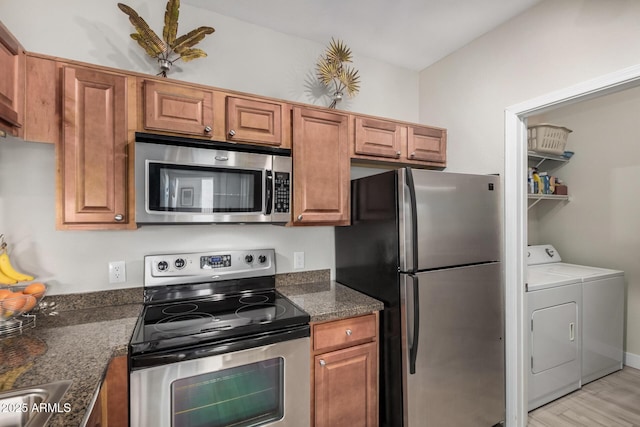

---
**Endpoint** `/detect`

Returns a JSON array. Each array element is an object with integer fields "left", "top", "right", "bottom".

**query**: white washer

[
  {"left": 526, "top": 258, "right": 582, "bottom": 411},
  {"left": 528, "top": 244, "right": 625, "bottom": 385}
]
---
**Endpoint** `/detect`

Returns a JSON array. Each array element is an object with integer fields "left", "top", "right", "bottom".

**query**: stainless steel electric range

[{"left": 128, "top": 249, "right": 311, "bottom": 427}]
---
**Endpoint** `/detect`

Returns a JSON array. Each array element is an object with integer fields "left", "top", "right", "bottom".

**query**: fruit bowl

[{"left": 0, "top": 283, "right": 47, "bottom": 322}]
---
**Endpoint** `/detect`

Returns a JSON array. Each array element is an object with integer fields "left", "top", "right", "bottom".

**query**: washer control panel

[{"left": 144, "top": 249, "right": 276, "bottom": 287}]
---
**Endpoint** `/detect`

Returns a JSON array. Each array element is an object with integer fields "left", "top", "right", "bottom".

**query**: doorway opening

[{"left": 504, "top": 63, "right": 640, "bottom": 427}]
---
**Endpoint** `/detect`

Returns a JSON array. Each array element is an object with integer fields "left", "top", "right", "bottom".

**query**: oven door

[
  {"left": 135, "top": 139, "right": 291, "bottom": 224},
  {"left": 130, "top": 337, "right": 310, "bottom": 427}
]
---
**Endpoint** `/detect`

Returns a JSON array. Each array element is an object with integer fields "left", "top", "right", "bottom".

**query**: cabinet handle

[
  {"left": 204, "top": 126, "right": 212, "bottom": 133},
  {"left": 396, "top": 151, "right": 401, "bottom": 157},
  {"left": 297, "top": 214, "right": 303, "bottom": 221},
  {"left": 345, "top": 329, "right": 353, "bottom": 336},
  {"left": 228, "top": 129, "right": 236, "bottom": 137},
  {"left": 319, "top": 359, "right": 326, "bottom": 367},
  {"left": 114, "top": 214, "right": 124, "bottom": 222},
  {"left": 409, "top": 152, "right": 416, "bottom": 159}
]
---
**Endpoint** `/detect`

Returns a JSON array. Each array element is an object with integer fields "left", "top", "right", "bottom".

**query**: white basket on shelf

[{"left": 527, "top": 124, "right": 572, "bottom": 155}]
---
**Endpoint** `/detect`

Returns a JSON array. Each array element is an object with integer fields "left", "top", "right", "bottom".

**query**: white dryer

[
  {"left": 528, "top": 244, "right": 625, "bottom": 385},
  {"left": 526, "top": 255, "right": 582, "bottom": 411}
]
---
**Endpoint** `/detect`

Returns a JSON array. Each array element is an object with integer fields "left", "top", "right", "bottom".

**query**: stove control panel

[
  {"left": 144, "top": 249, "right": 276, "bottom": 287},
  {"left": 201, "top": 254, "right": 232, "bottom": 269}
]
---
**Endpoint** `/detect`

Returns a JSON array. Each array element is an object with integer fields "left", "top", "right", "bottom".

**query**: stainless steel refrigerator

[{"left": 335, "top": 168, "right": 505, "bottom": 427}]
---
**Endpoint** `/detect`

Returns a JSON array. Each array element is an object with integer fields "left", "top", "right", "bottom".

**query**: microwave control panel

[{"left": 274, "top": 172, "right": 290, "bottom": 213}]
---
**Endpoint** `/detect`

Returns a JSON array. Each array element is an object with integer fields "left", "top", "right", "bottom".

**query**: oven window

[
  {"left": 171, "top": 357, "right": 284, "bottom": 427},
  {"left": 148, "top": 163, "right": 262, "bottom": 213}
]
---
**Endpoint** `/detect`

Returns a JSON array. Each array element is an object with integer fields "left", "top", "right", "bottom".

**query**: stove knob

[
  {"left": 157, "top": 261, "right": 169, "bottom": 271},
  {"left": 174, "top": 258, "right": 186, "bottom": 269},
  {"left": 245, "top": 255, "right": 254, "bottom": 264},
  {"left": 258, "top": 255, "right": 267, "bottom": 264}
]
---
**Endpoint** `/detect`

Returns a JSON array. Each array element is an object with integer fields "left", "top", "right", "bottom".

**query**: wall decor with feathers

[
  {"left": 316, "top": 38, "right": 360, "bottom": 108},
  {"left": 117, "top": 0, "right": 214, "bottom": 77}
]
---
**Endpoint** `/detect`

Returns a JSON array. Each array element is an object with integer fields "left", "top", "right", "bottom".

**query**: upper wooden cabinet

[
  {"left": 354, "top": 117, "right": 403, "bottom": 159},
  {"left": 352, "top": 116, "right": 447, "bottom": 168},
  {"left": 0, "top": 21, "right": 25, "bottom": 137},
  {"left": 292, "top": 106, "right": 350, "bottom": 226},
  {"left": 142, "top": 79, "right": 214, "bottom": 137},
  {"left": 407, "top": 124, "right": 447, "bottom": 164},
  {"left": 225, "top": 96, "right": 287, "bottom": 147},
  {"left": 58, "top": 65, "right": 134, "bottom": 229}
]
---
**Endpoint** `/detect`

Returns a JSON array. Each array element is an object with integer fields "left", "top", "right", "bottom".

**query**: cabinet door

[
  {"left": 143, "top": 79, "right": 213, "bottom": 137},
  {"left": 315, "top": 342, "right": 378, "bottom": 427},
  {"left": 292, "top": 107, "right": 350, "bottom": 225},
  {"left": 0, "top": 21, "right": 24, "bottom": 136},
  {"left": 86, "top": 355, "right": 128, "bottom": 427},
  {"left": 226, "top": 96, "right": 283, "bottom": 146},
  {"left": 60, "top": 66, "right": 129, "bottom": 228},
  {"left": 354, "top": 117, "right": 402, "bottom": 159},
  {"left": 407, "top": 124, "right": 446, "bottom": 165}
]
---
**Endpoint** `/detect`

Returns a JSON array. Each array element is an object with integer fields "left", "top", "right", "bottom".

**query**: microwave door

[{"left": 135, "top": 139, "right": 291, "bottom": 224}]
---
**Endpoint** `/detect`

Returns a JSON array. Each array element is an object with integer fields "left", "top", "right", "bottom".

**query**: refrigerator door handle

[
  {"left": 405, "top": 167, "right": 419, "bottom": 273},
  {"left": 409, "top": 274, "right": 420, "bottom": 374}
]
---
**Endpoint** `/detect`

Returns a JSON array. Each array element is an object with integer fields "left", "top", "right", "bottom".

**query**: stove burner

[
  {"left": 161, "top": 303, "right": 199, "bottom": 315},
  {"left": 154, "top": 312, "right": 218, "bottom": 332},
  {"left": 239, "top": 294, "right": 270, "bottom": 305},
  {"left": 235, "top": 303, "right": 286, "bottom": 321}
]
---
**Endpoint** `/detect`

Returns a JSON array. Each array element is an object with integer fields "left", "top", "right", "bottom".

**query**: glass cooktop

[{"left": 129, "top": 289, "right": 309, "bottom": 355}]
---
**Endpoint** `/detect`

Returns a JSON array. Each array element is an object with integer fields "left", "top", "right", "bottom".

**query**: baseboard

[{"left": 625, "top": 352, "right": 640, "bottom": 369}]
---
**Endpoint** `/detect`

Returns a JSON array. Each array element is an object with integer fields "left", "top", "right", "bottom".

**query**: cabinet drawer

[{"left": 313, "top": 314, "right": 376, "bottom": 352}]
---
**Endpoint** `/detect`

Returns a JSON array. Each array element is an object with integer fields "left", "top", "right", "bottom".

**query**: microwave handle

[{"left": 265, "top": 170, "right": 273, "bottom": 215}]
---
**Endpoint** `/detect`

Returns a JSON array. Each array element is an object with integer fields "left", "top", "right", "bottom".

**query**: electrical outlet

[
  {"left": 293, "top": 252, "right": 305, "bottom": 269},
  {"left": 108, "top": 261, "right": 126, "bottom": 284}
]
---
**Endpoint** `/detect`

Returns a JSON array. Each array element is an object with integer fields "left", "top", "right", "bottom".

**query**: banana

[
  {"left": 0, "top": 269, "right": 17, "bottom": 285},
  {"left": 0, "top": 250, "right": 34, "bottom": 283}
]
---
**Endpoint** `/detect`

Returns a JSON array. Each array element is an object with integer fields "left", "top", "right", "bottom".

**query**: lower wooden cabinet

[
  {"left": 86, "top": 355, "right": 128, "bottom": 427},
  {"left": 311, "top": 313, "right": 379, "bottom": 427}
]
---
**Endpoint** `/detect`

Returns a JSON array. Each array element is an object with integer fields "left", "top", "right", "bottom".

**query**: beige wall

[
  {"left": 419, "top": 0, "right": 640, "bottom": 175},
  {"left": 418, "top": 0, "right": 640, "bottom": 356},
  {"left": 0, "top": 1, "right": 419, "bottom": 295},
  {"left": 530, "top": 87, "right": 640, "bottom": 356}
]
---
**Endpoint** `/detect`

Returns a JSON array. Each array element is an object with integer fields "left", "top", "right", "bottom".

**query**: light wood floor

[{"left": 528, "top": 367, "right": 640, "bottom": 426}]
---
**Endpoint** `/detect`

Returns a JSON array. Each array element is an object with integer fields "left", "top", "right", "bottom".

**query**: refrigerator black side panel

[{"left": 335, "top": 170, "right": 403, "bottom": 427}]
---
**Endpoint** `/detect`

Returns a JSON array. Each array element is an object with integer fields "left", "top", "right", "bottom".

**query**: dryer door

[
  {"left": 532, "top": 303, "right": 578, "bottom": 373},
  {"left": 527, "top": 282, "right": 581, "bottom": 411}
]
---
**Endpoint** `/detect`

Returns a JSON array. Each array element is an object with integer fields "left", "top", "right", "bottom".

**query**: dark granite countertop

[
  {"left": 0, "top": 272, "right": 381, "bottom": 426},
  {"left": 0, "top": 302, "right": 141, "bottom": 427},
  {"left": 278, "top": 280, "right": 384, "bottom": 323}
]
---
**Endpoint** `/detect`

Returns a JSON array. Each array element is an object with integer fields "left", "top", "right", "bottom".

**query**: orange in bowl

[
  {"left": 21, "top": 295, "right": 38, "bottom": 313},
  {"left": 0, "top": 289, "right": 12, "bottom": 300},
  {"left": 22, "top": 282, "right": 46, "bottom": 299},
  {"left": 2, "top": 293, "right": 27, "bottom": 313}
]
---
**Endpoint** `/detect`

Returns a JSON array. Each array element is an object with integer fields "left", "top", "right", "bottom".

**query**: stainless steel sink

[{"left": 0, "top": 380, "right": 72, "bottom": 427}]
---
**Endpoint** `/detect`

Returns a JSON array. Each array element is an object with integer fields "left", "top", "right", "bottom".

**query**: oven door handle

[
  {"left": 265, "top": 170, "right": 273, "bottom": 215},
  {"left": 130, "top": 325, "right": 310, "bottom": 370}
]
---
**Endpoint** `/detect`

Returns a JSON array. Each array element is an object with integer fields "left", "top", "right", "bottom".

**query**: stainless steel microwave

[{"left": 134, "top": 133, "right": 291, "bottom": 224}]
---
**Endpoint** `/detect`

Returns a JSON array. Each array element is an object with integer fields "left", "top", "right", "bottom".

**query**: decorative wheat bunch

[
  {"left": 118, "top": 0, "right": 214, "bottom": 77},
  {"left": 316, "top": 38, "right": 360, "bottom": 108}
]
